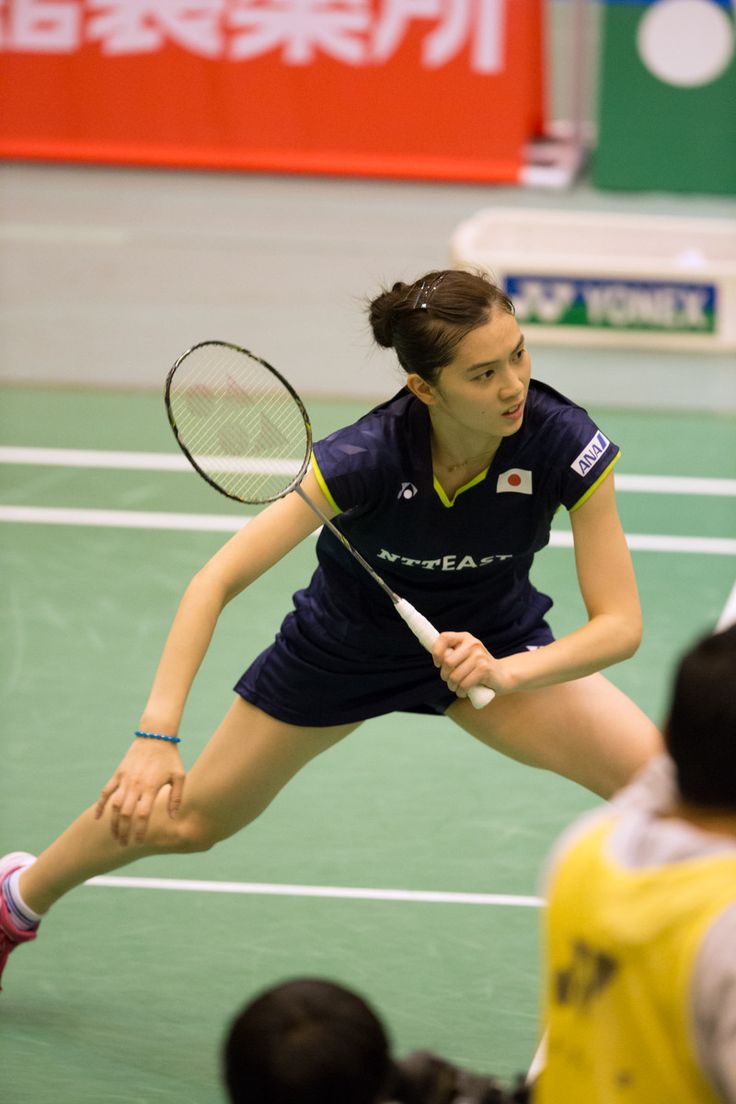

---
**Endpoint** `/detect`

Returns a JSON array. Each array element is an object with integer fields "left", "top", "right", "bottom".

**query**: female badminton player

[{"left": 1, "top": 270, "right": 662, "bottom": 984}]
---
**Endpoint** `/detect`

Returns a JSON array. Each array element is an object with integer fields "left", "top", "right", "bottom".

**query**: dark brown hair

[
  {"left": 223, "top": 978, "right": 391, "bottom": 1104},
  {"left": 665, "top": 624, "right": 736, "bottom": 809},
  {"left": 368, "top": 269, "right": 514, "bottom": 384}
]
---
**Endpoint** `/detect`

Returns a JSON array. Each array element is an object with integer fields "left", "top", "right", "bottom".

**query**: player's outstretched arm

[
  {"left": 139, "top": 469, "right": 332, "bottom": 730},
  {"left": 96, "top": 469, "right": 335, "bottom": 842}
]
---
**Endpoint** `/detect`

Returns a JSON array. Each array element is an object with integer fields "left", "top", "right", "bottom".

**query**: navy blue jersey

[
  {"left": 235, "top": 380, "right": 620, "bottom": 725},
  {"left": 309, "top": 380, "right": 619, "bottom": 645}
]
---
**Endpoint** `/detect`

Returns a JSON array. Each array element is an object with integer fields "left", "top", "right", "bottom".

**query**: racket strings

[{"left": 168, "top": 344, "right": 310, "bottom": 503}]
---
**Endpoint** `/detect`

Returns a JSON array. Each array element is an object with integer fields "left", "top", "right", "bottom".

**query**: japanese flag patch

[{"left": 497, "top": 468, "right": 533, "bottom": 494}]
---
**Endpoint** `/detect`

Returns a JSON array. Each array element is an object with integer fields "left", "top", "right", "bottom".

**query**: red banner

[{"left": 0, "top": 0, "right": 545, "bottom": 183}]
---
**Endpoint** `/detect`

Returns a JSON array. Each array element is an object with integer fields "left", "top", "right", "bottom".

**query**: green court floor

[{"left": 1, "top": 385, "right": 735, "bottom": 1103}]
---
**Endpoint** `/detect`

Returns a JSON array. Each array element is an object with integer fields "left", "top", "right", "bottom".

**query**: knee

[{"left": 169, "top": 810, "right": 224, "bottom": 854}]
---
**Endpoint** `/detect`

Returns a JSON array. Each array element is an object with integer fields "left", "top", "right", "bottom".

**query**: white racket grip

[{"left": 394, "top": 598, "right": 495, "bottom": 710}]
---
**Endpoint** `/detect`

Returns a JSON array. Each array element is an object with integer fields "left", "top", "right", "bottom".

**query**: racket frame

[{"left": 165, "top": 339, "right": 313, "bottom": 506}]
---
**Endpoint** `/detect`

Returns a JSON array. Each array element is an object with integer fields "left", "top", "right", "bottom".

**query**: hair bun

[{"left": 368, "top": 282, "right": 409, "bottom": 349}]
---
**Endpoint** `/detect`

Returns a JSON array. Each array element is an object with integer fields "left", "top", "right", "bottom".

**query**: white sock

[{"left": 3, "top": 866, "right": 43, "bottom": 929}]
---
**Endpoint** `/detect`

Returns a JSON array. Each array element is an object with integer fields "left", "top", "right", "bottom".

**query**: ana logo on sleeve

[
  {"left": 497, "top": 468, "right": 533, "bottom": 494},
  {"left": 571, "top": 431, "right": 610, "bottom": 477}
]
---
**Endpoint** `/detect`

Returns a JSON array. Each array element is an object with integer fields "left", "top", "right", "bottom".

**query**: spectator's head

[
  {"left": 223, "top": 978, "right": 392, "bottom": 1104},
  {"left": 665, "top": 624, "right": 736, "bottom": 810}
]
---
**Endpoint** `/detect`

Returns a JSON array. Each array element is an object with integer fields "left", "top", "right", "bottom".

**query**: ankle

[
  {"left": 17, "top": 867, "right": 51, "bottom": 919},
  {"left": 4, "top": 867, "right": 43, "bottom": 930}
]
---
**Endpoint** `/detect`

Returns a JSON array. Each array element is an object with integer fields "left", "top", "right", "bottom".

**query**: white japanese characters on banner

[
  {"left": 0, "top": 0, "right": 505, "bottom": 72},
  {"left": 0, "top": 0, "right": 543, "bottom": 183}
]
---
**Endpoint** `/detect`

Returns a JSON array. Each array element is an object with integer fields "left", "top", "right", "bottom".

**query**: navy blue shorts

[{"left": 234, "top": 609, "right": 555, "bottom": 727}]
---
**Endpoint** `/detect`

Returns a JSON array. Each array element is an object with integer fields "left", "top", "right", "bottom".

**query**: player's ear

[{"left": 405, "top": 372, "right": 438, "bottom": 407}]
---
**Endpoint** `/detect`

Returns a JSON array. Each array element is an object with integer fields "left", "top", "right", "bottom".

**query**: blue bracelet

[{"left": 134, "top": 729, "right": 181, "bottom": 745}]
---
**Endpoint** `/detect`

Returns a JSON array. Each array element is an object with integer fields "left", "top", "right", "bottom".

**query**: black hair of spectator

[
  {"left": 223, "top": 977, "right": 392, "bottom": 1104},
  {"left": 665, "top": 624, "right": 736, "bottom": 809}
]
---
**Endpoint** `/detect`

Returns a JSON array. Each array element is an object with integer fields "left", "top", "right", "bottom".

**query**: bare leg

[
  {"left": 20, "top": 698, "right": 358, "bottom": 915},
  {"left": 448, "top": 673, "right": 662, "bottom": 798}
]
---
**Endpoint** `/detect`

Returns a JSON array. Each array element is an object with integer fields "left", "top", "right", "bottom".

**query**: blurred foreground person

[
  {"left": 537, "top": 625, "right": 736, "bottom": 1103},
  {"left": 223, "top": 977, "right": 529, "bottom": 1104}
]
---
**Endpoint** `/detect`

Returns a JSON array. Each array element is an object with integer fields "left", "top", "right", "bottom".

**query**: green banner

[{"left": 594, "top": 0, "right": 736, "bottom": 195}]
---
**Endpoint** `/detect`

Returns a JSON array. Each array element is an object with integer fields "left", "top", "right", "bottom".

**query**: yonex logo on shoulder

[
  {"left": 571, "top": 431, "right": 610, "bottom": 477},
  {"left": 398, "top": 482, "right": 418, "bottom": 500}
]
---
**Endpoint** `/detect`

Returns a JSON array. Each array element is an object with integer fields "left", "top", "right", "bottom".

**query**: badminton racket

[{"left": 165, "top": 341, "right": 495, "bottom": 710}]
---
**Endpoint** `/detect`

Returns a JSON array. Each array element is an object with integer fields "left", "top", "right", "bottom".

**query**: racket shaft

[
  {"left": 295, "top": 487, "right": 397, "bottom": 602},
  {"left": 296, "top": 490, "right": 493, "bottom": 709},
  {"left": 394, "top": 599, "right": 495, "bottom": 710}
]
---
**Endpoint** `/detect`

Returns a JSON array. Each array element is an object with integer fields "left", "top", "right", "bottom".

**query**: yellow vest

[{"left": 537, "top": 815, "right": 736, "bottom": 1103}]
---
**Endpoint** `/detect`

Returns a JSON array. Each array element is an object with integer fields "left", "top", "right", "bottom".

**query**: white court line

[
  {"left": 615, "top": 474, "right": 736, "bottom": 497},
  {"left": 0, "top": 504, "right": 734, "bottom": 555},
  {"left": 717, "top": 580, "right": 736, "bottom": 630},
  {"left": 551, "top": 531, "right": 736, "bottom": 556},
  {"left": 0, "top": 446, "right": 300, "bottom": 476},
  {"left": 0, "top": 505, "right": 245, "bottom": 532},
  {"left": 2, "top": 446, "right": 736, "bottom": 496},
  {"left": 526, "top": 1034, "right": 547, "bottom": 1085},
  {"left": 0, "top": 447, "right": 190, "bottom": 471},
  {"left": 0, "top": 505, "right": 242, "bottom": 529},
  {"left": 85, "top": 874, "right": 543, "bottom": 908}
]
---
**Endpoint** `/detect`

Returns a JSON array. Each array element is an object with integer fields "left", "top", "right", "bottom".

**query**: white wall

[{"left": 2, "top": 160, "right": 735, "bottom": 410}]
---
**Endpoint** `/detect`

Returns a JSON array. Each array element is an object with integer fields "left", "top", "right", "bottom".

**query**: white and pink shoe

[{"left": 0, "top": 852, "right": 39, "bottom": 991}]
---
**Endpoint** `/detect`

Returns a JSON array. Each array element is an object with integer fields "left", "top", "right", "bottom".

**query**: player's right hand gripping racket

[{"left": 165, "top": 341, "right": 495, "bottom": 710}]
